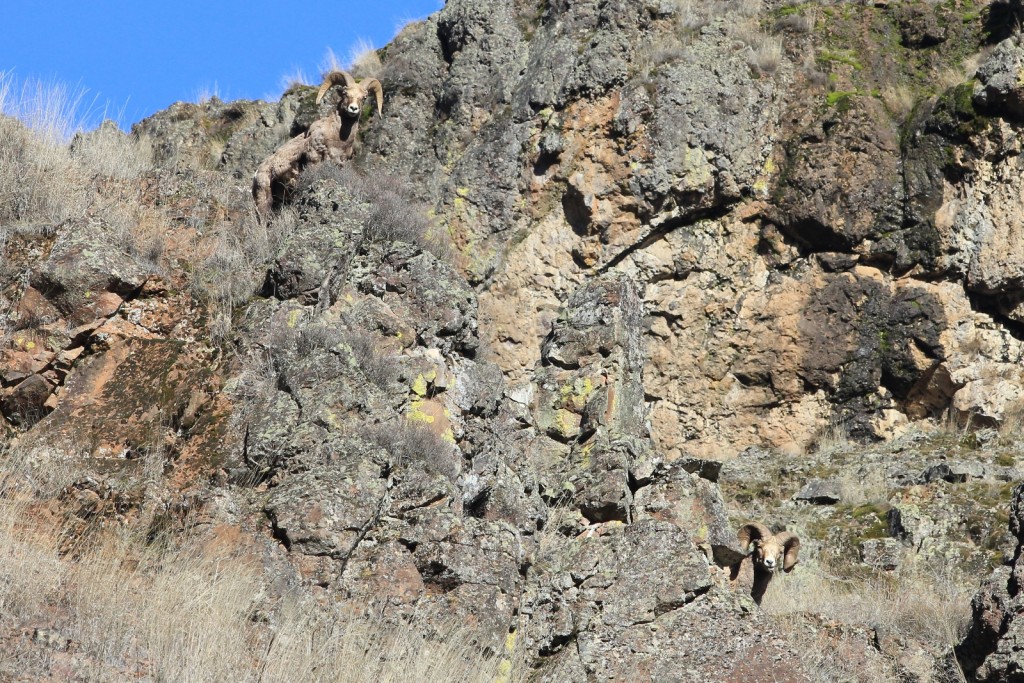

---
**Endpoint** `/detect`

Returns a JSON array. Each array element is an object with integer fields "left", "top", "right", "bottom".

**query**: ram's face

[
  {"left": 340, "top": 87, "right": 367, "bottom": 118},
  {"left": 754, "top": 539, "right": 786, "bottom": 573}
]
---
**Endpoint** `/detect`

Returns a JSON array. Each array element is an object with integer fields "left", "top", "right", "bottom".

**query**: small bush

[
  {"left": 362, "top": 419, "right": 457, "bottom": 480},
  {"left": 0, "top": 73, "right": 152, "bottom": 230},
  {"left": 344, "top": 329, "right": 401, "bottom": 389},
  {"left": 296, "top": 163, "right": 451, "bottom": 259}
]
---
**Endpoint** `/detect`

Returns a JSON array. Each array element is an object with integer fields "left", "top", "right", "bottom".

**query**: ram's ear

[{"left": 778, "top": 532, "right": 800, "bottom": 572}]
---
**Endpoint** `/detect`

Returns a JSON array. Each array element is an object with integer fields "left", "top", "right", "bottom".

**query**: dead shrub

[
  {"left": 344, "top": 329, "right": 401, "bottom": 389},
  {"left": 296, "top": 163, "right": 451, "bottom": 260},
  {"left": 361, "top": 420, "right": 457, "bottom": 480}
]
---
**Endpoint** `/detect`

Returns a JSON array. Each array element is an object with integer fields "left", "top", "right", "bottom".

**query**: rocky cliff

[{"left": 3, "top": 0, "right": 1024, "bottom": 680}]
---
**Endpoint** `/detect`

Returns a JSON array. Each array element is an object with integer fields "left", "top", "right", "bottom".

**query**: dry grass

[
  {"left": 361, "top": 419, "right": 458, "bottom": 480},
  {"left": 763, "top": 559, "right": 973, "bottom": 682},
  {"left": 809, "top": 419, "right": 851, "bottom": 456},
  {"left": 881, "top": 84, "right": 918, "bottom": 121},
  {"left": 189, "top": 204, "right": 285, "bottom": 344},
  {"left": 347, "top": 38, "right": 384, "bottom": 80},
  {"left": 837, "top": 466, "right": 891, "bottom": 507},
  {"left": 776, "top": 6, "right": 817, "bottom": 34},
  {"left": 0, "top": 444, "right": 522, "bottom": 682},
  {"left": 673, "top": 0, "right": 764, "bottom": 33},
  {"left": 763, "top": 560, "right": 973, "bottom": 649},
  {"left": 0, "top": 72, "right": 152, "bottom": 230},
  {"left": 665, "top": 1, "right": 786, "bottom": 77}
]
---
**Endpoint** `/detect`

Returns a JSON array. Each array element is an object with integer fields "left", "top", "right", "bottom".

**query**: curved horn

[
  {"left": 737, "top": 522, "right": 772, "bottom": 552},
  {"left": 364, "top": 78, "right": 384, "bottom": 117},
  {"left": 776, "top": 531, "right": 801, "bottom": 572},
  {"left": 316, "top": 70, "right": 357, "bottom": 104}
]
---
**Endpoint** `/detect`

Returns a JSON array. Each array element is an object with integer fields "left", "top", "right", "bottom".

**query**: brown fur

[
  {"left": 729, "top": 522, "right": 800, "bottom": 605},
  {"left": 252, "top": 70, "right": 383, "bottom": 217}
]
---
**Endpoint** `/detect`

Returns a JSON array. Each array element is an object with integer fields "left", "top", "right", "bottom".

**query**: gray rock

[
  {"left": 974, "top": 37, "right": 1024, "bottom": 121},
  {"left": 958, "top": 484, "right": 1024, "bottom": 680},
  {"left": 634, "top": 461, "right": 742, "bottom": 566},
  {"left": 132, "top": 98, "right": 264, "bottom": 171},
  {"left": 919, "top": 460, "right": 987, "bottom": 484},
  {"left": 794, "top": 478, "right": 842, "bottom": 505},
  {"left": 860, "top": 538, "right": 903, "bottom": 570}
]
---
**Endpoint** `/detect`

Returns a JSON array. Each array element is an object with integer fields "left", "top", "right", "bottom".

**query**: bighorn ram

[
  {"left": 252, "top": 70, "right": 383, "bottom": 217},
  {"left": 729, "top": 522, "right": 800, "bottom": 605}
]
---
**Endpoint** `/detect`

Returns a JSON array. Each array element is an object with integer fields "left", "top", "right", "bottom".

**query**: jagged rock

[
  {"left": 30, "top": 227, "right": 150, "bottom": 324},
  {"left": 219, "top": 87, "right": 320, "bottom": 179},
  {"left": 974, "top": 37, "right": 1024, "bottom": 121},
  {"left": 794, "top": 479, "right": 842, "bottom": 505},
  {"left": 634, "top": 461, "right": 742, "bottom": 566},
  {"left": 451, "top": 358, "right": 504, "bottom": 417},
  {"left": 531, "top": 274, "right": 651, "bottom": 522},
  {"left": 265, "top": 457, "right": 389, "bottom": 562},
  {"left": 133, "top": 97, "right": 264, "bottom": 171},
  {"left": 0, "top": 374, "right": 54, "bottom": 426},
  {"left": 894, "top": 4, "right": 947, "bottom": 48},
  {"left": 769, "top": 96, "right": 903, "bottom": 255},
  {"left": 920, "top": 460, "right": 987, "bottom": 484},
  {"left": 860, "top": 538, "right": 903, "bottom": 570},
  {"left": 958, "top": 484, "right": 1024, "bottom": 681},
  {"left": 262, "top": 182, "right": 367, "bottom": 303},
  {"left": 524, "top": 520, "right": 715, "bottom": 678}
]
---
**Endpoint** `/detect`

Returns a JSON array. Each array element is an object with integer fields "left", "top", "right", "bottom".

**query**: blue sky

[{"left": 0, "top": 0, "right": 443, "bottom": 130}]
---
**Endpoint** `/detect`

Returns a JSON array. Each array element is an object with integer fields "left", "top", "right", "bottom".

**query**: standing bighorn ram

[
  {"left": 729, "top": 522, "right": 800, "bottom": 605},
  {"left": 252, "top": 70, "right": 383, "bottom": 217}
]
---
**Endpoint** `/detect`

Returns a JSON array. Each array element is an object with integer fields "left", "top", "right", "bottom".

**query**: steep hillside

[{"left": 3, "top": 0, "right": 1024, "bottom": 680}]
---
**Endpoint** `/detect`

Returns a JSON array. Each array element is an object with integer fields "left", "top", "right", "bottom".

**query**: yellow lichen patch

[
  {"left": 456, "top": 186, "right": 470, "bottom": 198},
  {"left": 555, "top": 408, "right": 582, "bottom": 438},
  {"left": 442, "top": 427, "right": 456, "bottom": 444},
  {"left": 286, "top": 308, "right": 304, "bottom": 329},
  {"left": 752, "top": 154, "right": 775, "bottom": 197},
  {"left": 578, "top": 440, "right": 595, "bottom": 469},
  {"left": 559, "top": 376, "right": 596, "bottom": 411},
  {"left": 407, "top": 400, "right": 437, "bottom": 424},
  {"left": 681, "top": 146, "right": 713, "bottom": 191},
  {"left": 410, "top": 369, "right": 438, "bottom": 397},
  {"left": 322, "top": 408, "right": 342, "bottom": 430}
]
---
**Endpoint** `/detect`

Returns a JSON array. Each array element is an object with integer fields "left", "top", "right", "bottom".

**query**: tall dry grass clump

[
  {"left": 0, "top": 444, "right": 524, "bottom": 682},
  {"left": 0, "top": 72, "right": 152, "bottom": 231},
  {"left": 761, "top": 560, "right": 972, "bottom": 681}
]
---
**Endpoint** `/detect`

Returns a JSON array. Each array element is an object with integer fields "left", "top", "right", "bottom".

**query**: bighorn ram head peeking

[
  {"left": 729, "top": 521, "right": 800, "bottom": 605},
  {"left": 252, "top": 70, "right": 384, "bottom": 218},
  {"left": 316, "top": 70, "right": 383, "bottom": 119}
]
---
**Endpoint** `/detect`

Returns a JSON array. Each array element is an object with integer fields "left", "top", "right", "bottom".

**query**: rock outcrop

[{"left": 4, "top": 1, "right": 1024, "bottom": 680}]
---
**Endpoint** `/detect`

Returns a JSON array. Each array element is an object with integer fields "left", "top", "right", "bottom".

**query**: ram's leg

[{"left": 252, "top": 163, "right": 274, "bottom": 219}]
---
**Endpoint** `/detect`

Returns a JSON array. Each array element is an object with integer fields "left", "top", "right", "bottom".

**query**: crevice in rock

[
  {"left": 538, "top": 630, "right": 577, "bottom": 657},
  {"left": 466, "top": 488, "right": 490, "bottom": 518},
  {"left": 597, "top": 203, "right": 735, "bottom": 274},
  {"left": 338, "top": 484, "right": 393, "bottom": 577},
  {"left": 420, "top": 560, "right": 462, "bottom": 593},
  {"left": 268, "top": 514, "right": 292, "bottom": 552},
  {"left": 966, "top": 289, "right": 1024, "bottom": 343}
]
